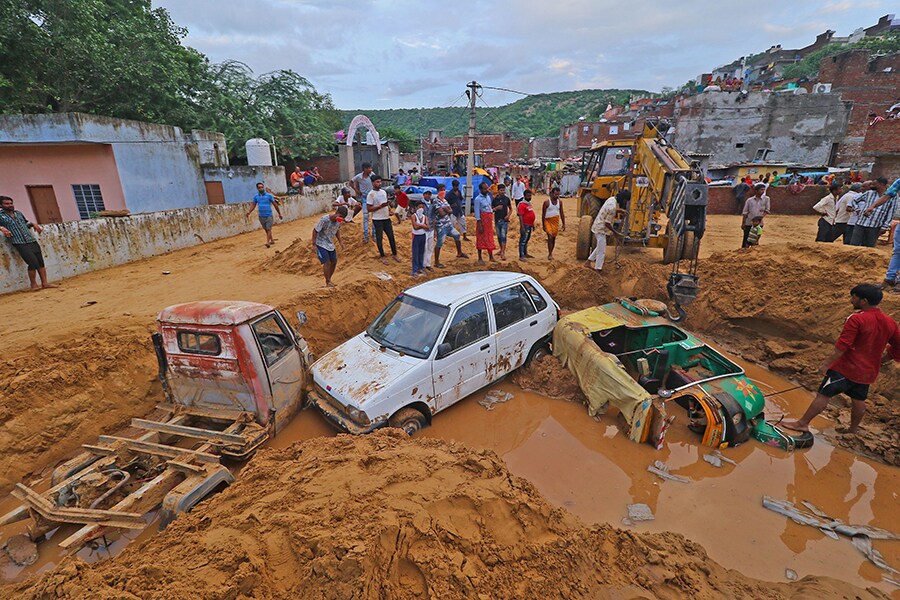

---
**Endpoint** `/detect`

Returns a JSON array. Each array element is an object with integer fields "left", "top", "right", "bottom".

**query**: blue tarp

[{"left": 418, "top": 175, "right": 492, "bottom": 193}]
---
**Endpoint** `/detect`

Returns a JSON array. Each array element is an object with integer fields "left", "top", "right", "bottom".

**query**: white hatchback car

[{"left": 309, "top": 272, "right": 558, "bottom": 434}]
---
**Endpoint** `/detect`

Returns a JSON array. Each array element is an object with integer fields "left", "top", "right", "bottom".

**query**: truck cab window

[
  {"left": 177, "top": 331, "right": 221, "bottom": 355},
  {"left": 442, "top": 298, "right": 489, "bottom": 354},
  {"left": 252, "top": 315, "right": 293, "bottom": 366}
]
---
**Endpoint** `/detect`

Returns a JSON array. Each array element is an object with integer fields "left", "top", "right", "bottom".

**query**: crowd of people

[{"left": 312, "top": 163, "right": 576, "bottom": 286}]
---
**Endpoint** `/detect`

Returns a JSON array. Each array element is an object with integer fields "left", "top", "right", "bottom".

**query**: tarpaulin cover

[{"left": 553, "top": 307, "right": 652, "bottom": 442}]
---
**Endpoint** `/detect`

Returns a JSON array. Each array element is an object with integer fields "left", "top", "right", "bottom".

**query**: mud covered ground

[
  {"left": 1, "top": 198, "right": 897, "bottom": 596},
  {"left": 5, "top": 431, "right": 888, "bottom": 600}
]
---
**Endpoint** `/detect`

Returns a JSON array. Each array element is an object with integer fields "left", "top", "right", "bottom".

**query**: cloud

[{"left": 153, "top": 0, "right": 890, "bottom": 109}]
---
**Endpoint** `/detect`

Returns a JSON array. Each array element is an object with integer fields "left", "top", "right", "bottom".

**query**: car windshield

[{"left": 367, "top": 294, "right": 449, "bottom": 359}]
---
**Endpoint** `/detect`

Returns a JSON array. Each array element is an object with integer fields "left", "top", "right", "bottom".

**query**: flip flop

[{"left": 779, "top": 421, "right": 810, "bottom": 433}]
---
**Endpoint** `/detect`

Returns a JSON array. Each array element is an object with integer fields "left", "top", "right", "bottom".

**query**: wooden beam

[
  {"left": 11, "top": 484, "right": 146, "bottom": 529},
  {"left": 96, "top": 436, "right": 221, "bottom": 464},
  {"left": 131, "top": 418, "right": 246, "bottom": 445},
  {"left": 156, "top": 403, "right": 249, "bottom": 422}
]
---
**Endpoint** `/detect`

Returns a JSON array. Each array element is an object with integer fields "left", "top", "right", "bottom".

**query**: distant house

[{"left": 0, "top": 113, "right": 285, "bottom": 224}]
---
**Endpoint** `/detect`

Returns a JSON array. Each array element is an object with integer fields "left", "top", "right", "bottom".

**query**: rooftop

[
  {"left": 157, "top": 301, "right": 275, "bottom": 326},
  {"left": 405, "top": 271, "right": 531, "bottom": 306}
]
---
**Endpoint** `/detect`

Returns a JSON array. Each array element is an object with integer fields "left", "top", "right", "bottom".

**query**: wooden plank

[
  {"left": 96, "top": 436, "right": 221, "bottom": 464},
  {"left": 156, "top": 403, "right": 249, "bottom": 422},
  {"left": 131, "top": 418, "right": 246, "bottom": 445},
  {"left": 167, "top": 460, "right": 204, "bottom": 475},
  {"left": 11, "top": 484, "right": 146, "bottom": 528}
]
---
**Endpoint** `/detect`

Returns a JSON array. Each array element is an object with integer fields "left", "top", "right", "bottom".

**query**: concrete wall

[
  {"left": 0, "top": 144, "right": 127, "bottom": 222},
  {"left": 672, "top": 92, "right": 852, "bottom": 165},
  {"left": 0, "top": 184, "right": 342, "bottom": 295},
  {"left": 202, "top": 165, "right": 287, "bottom": 203},
  {"left": 111, "top": 140, "right": 207, "bottom": 214}
]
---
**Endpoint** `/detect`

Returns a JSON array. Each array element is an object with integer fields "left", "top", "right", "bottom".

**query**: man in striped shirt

[
  {"left": 0, "top": 195, "right": 56, "bottom": 290},
  {"left": 848, "top": 178, "right": 895, "bottom": 247}
]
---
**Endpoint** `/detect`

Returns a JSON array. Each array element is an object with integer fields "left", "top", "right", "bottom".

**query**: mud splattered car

[
  {"left": 309, "top": 272, "right": 558, "bottom": 434},
  {"left": 554, "top": 299, "right": 814, "bottom": 451}
]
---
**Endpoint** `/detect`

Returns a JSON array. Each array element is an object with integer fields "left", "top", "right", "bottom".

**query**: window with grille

[{"left": 72, "top": 184, "right": 105, "bottom": 219}]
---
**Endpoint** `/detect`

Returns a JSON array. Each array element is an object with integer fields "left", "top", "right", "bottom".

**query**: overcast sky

[{"left": 155, "top": 0, "right": 891, "bottom": 110}]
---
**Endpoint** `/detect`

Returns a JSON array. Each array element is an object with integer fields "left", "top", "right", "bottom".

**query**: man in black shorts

[
  {"left": 0, "top": 195, "right": 56, "bottom": 291},
  {"left": 783, "top": 284, "right": 900, "bottom": 435}
]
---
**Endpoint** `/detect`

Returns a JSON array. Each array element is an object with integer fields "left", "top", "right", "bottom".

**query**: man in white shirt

[
  {"left": 812, "top": 183, "right": 842, "bottom": 242},
  {"left": 832, "top": 183, "right": 862, "bottom": 243},
  {"left": 367, "top": 175, "right": 400, "bottom": 264},
  {"left": 741, "top": 184, "right": 770, "bottom": 248},
  {"left": 586, "top": 194, "right": 620, "bottom": 271},
  {"left": 350, "top": 162, "right": 373, "bottom": 242},
  {"left": 333, "top": 187, "right": 359, "bottom": 222},
  {"left": 511, "top": 178, "right": 526, "bottom": 205}
]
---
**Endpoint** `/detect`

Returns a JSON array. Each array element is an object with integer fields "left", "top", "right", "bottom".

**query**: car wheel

[
  {"left": 525, "top": 341, "right": 550, "bottom": 366},
  {"left": 388, "top": 407, "right": 428, "bottom": 435}
]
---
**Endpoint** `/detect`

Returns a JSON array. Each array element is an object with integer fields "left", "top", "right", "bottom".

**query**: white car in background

[{"left": 309, "top": 272, "right": 559, "bottom": 434}]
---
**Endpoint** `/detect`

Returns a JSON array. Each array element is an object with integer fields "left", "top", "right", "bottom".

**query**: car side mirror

[
  {"left": 296, "top": 311, "right": 308, "bottom": 327},
  {"left": 436, "top": 342, "right": 452, "bottom": 359}
]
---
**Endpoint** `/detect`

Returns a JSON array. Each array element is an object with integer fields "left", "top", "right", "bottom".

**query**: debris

[
  {"left": 784, "top": 568, "right": 798, "bottom": 581},
  {"left": 478, "top": 390, "right": 513, "bottom": 411},
  {"left": 703, "top": 454, "right": 722, "bottom": 468},
  {"left": 80, "top": 300, "right": 98, "bottom": 307},
  {"left": 763, "top": 496, "right": 900, "bottom": 577},
  {"left": 850, "top": 536, "right": 900, "bottom": 577},
  {"left": 4, "top": 533, "right": 38, "bottom": 566},
  {"left": 884, "top": 576, "right": 900, "bottom": 587},
  {"left": 647, "top": 460, "right": 690, "bottom": 483},
  {"left": 626, "top": 503, "right": 654, "bottom": 522},
  {"left": 710, "top": 450, "right": 737, "bottom": 466},
  {"left": 162, "top": 271, "right": 172, "bottom": 275},
  {"left": 372, "top": 271, "right": 392, "bottom": 281}
]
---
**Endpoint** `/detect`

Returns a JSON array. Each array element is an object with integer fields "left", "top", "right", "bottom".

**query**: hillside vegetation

[{"left": 341, "top": 88, "right": 649, "bottom": 138}]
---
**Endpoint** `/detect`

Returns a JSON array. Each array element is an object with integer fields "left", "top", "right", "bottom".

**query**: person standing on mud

[
  {"left": 586, "top": 194, "right": 618, "bottom": 271},
  {"left": 541, "top": 186, "right": 565, "bottom": 259},
  {"left": 782, "top": 284, "right": 900, "bottom": 436},
  {"left": 0, "top": 195, "right": 57, "bottom": 290},
  {"left": 492, "top": 183, "right": 512, "bottom": 260},
  {"left": 410, "top": 200, "right": 428, "bottom": 277},
  {"left": 741, "top": 184, "right": 769, "bottom": 248},
  {"left": 312, "top": 206, "right": 348, "bottom": 288},
  {"left": 350, "top": 162, "right": 373, "bottom": 243},
  {"left": 446, "top": 180, "right": 468, "bottom": 241},
  {"left": 474, "top": 182, "right": 496, "bottom": 264},
  {"left": 246, "top": 182, "right": 282, "bottom": 248},
  {"left": 813, "top": 183, "right": 842, "bottom": 242},
  {"left": 833, "top": 183, "right": 862, "bottom": 243},
  {"left": 849, "top": 178, "right": 894, "bottom": 247},
  {"left": 517, "top": 189, "right": 536, "bottom": 260},
  {"left": 367, "top": 175, "right": 400, "bottom": 265},
  {"left": 432, "top": 187, "right": 468, "bottom": 268}
]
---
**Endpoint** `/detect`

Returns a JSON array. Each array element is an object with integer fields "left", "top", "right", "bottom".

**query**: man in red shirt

[
  {"left": 517, "top": 188, "right": 536, "bottom": 260},
  {"left": 783, "top": 284, "right": 900, "bottom": 435}
]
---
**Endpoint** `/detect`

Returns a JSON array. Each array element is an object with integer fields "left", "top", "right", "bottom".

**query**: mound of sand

[
  {"left": 6, "top": 431, "right": 884, "bottom": 600},
  {"left": 512, "top": 354, "right": 586, "bottom": 404},
  {"left": 0, "top": 327, "right": 157, "bottom": 495},
  {"left": 691, "top": 243, "right": 899, "bottom": 464}
]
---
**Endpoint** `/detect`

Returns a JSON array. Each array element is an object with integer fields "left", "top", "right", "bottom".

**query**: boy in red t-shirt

[
  {"left": 783, "top": 284, "right": 900, "bottom": 435},
  {"left": 517, "top": 189, "right": 536, "bottom": 260},
  {"left": 393, "top": 184, "right": 410, "bottom": 223}
]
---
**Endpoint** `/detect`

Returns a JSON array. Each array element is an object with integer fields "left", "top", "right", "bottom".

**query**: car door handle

[
  {"left": 529, "top": 320, "right": 538, "bottom": 326},
  {"left": 480, "top": 344, "right": 490, "bottom": 351}
]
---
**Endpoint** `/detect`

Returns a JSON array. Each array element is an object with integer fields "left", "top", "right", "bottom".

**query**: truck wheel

[
  {"left": 662, "top": 223, "right": 680, "bottom": 264},
  {"left": 580, "top": 193, "right": 601, "bottom": 219},
  {"left": 389, "top": 407, "right": 428, "bottom": 435},
  {"left": 576, "top": 215, "right": 594, "bottom": 260}
]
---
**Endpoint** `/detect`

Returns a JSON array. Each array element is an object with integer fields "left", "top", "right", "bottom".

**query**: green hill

[{"left": 340, "top": 89, "right": 649, "bottom": 139}]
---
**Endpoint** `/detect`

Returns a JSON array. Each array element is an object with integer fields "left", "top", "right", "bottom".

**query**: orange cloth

[
  {"left": 476, "top": 212, "right": 496, "bottom": 251},
  {"left": 543, "top": 215, "right": 560, "bottom": 237}
]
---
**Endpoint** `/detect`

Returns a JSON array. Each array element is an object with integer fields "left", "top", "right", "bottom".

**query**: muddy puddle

[
  {"left": 421, "top": 359, "right": 900, "bottom": 595},
  {"left": 2, "top": 355, "right": 898, "bottom": 595}
]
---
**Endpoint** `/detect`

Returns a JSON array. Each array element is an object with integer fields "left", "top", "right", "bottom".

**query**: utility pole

[
  {"left": 464, "top": 80, "right": 481, "bottom": 215},
  {"left": 419, "top": 136, "right": 424, "bottom": 175}
]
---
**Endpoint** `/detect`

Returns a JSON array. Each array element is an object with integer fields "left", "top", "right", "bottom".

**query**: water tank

[{"left": 245, "top": 138, "right": 272, "bottom": 166}]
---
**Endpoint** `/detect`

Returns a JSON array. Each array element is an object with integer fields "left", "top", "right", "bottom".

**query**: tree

[{"left": 378, "top": 127, "right": 418, "bottom": 153}]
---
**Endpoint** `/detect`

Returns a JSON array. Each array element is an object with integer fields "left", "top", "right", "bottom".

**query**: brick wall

[
  {"left": 707, "top": 185, "right": 830, "bottom": 215},
  {"left": 422, "top": 132, "right": 528, "bottom": 169},
  {"left": 818, "top": 50, "right": 900, "bottom": 165},
  {"left": 288, "top": 155, "right": 341, "bottom": 183}
]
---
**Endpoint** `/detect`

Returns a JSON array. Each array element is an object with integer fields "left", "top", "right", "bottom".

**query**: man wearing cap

[{"left": 367, "top": 175, "right": 400, "bottom": 264}]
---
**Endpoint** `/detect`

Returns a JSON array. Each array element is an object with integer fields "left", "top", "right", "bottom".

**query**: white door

[
  {"left": 432, "top": 297, "right": 495, "bottom": 412},
  {"left": 488, "top": 284, "right": 539, "bottom": 376},
  {"left": 251, "top": 313, "right": 305, "bottom": 432}
]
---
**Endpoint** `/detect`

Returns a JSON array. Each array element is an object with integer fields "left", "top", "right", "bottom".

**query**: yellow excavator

[
  {"left": 575, "top": 121, "right": 708, "bottom": 321},
  {"left": 451, "top": 150, "right": 491, "bottom": 177}
]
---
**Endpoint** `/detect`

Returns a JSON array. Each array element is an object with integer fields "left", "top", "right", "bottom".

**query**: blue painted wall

[{"left": 112, "top": 141, "right": 207, "bottom": 213}]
